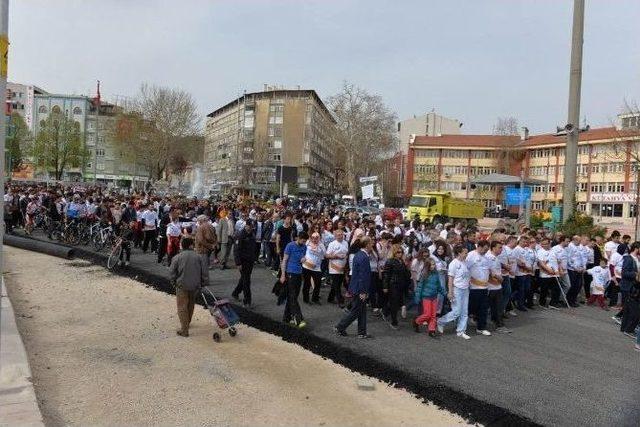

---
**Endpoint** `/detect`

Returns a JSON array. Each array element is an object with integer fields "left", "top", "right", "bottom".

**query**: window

[
  {"left": 272, "top": 139, "right": 282, "bottom": 149},
  {"left": 576, "top": 182, "right": 587, "bottom": 192},
  {"left": 38, "top": 105, "right": 47, "bottom": 113},
  {"left": 607, "top": 163, "right": 624, "bottom": 173},
  {"left": 592, "top": 203, "right": 623, "bottom": 218},
  {"left": 578, "top": 145, "right": 590, "bottom": 155},
  {"left": 51, "top": 105, "right": 61, "bottom": 114},
  {"left": 86, "top": 162, "right": 92, "bottom": 169},
  {"left": 532, "top": 201, "right": 543, "bottom": 210},
  {"left": 96, "top": 149, "right": 105, "bottom": 156},
  {"left": 269, "top": 116, "right": 283, "bottom": 124},
  {"left": 577, "top": 203, "right": 586, "bottom": 213},
  {"left": 607, "top": 182, "right": 625, "bottom": 193},
  {"left": 97, "top": 162, "right": 105, "bottom": 171},
  {"left": 39, "top": 120, "right": 46, "bottom": 128},
  {"left": 73, "top": 107, "right": 82, "bottom": 115},
  {"left": 415, "top": 149, "right": 439, "bottom": 158}
]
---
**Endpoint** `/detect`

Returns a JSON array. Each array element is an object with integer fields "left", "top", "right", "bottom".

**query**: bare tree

[
  {"left": 110, "top": 83, "right": 200, "bottom": 181},
  {"left": 491, "top": 116, "right": 523, "bottom": 174},
  {"left": 328, "top": 82, "right": 397, "bottom": 195}
]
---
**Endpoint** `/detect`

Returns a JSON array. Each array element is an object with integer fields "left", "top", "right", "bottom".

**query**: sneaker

[
  {"left": 389, "top": 323, "right": 398, "bottom": 330},
  {"left": 477, "top": 329, "right": 492, "bottom": 336},
  {"left": 380, "top": 312, "right": 387, "bottom": 322},
  {"left": 428, "top": 331, "right": 439, "bottom": 338},
  {"left": 509, "top": 311, "right": 518, "bottom": 317},
  {"left": 176, "top": 330, "right": 189, "bottom": 337},
  {"left": 437, "top": 323, "right": 444, "bottom": 334},
  {"left": 635, "top": 344, "right": 640, "bottom": 352},
  {"left": 413, "top": 320, "right": 420, "bottom": 333},
  {"left": 288, "top": 320, "right": 297, "bottom": 326},
  {"left": 401, "top": 305, "right": 407, "bottom": 319},
  {"left": 297, "top": 321, "right": 307, "bottom": 329},
  {"left": 333, "top": 327, "right": 347, "bottom": 336},
  {"left": 456, "top": 332, "right": 471, "bottom": 340},
  {"left": 357, "top": 333, "right": 374, "bottom": 339},
  {"left": 623, "top": 331, "right": 636, "bottom": 339},
  {"left": 496, "top": 326, "right": 512, "bottom": 334},
  {"left": 124, "top": 261, "right": 130, "bottom": 267},
  {"left": 612, "top": 316, "right": 622, "bottom": 325}
]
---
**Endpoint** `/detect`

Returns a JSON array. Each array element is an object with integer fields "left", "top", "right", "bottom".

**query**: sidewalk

[{"left": 0, "top": 276, "right": 44, "bottom": 427}]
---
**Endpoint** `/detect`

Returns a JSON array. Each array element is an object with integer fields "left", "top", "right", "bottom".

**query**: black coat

[
  {"left": 234, "top": 229, "right": 257, "bottom": 265},
  {"left": 383, "top": 258, "right": 410, "bottom": 293}
]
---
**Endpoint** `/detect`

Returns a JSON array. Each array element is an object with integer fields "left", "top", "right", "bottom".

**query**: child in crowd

[
  {"left": 586, "top": 258, "right": 610, "bottom": 310},
  {"left": 413, "top": 259, "right": 446, "bottom": 338}
]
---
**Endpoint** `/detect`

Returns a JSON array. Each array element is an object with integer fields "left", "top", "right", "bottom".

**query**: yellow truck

[{"left": 407, "top": 192, "right": 484, "bottom": 225}]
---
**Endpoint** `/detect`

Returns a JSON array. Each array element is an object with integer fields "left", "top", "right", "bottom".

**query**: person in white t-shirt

[
  {"left": 437, "top": 244, "right": 472, "bottom": 340},
  {"left": 466, "top": 240, "right": 493, "bottom": 336},
  {"left": 586, "top": 258, "right": 610, "bottom": 310},
  {"left": 141, "top": 204, "right": 159, "bottom": 254},
  {"left": 486, "top": 240, "right": 508, "bottom": 331},
  {"left": 537, "top": 237, "right": 560, "bottom": 307},
  {"left": 604, "top": 231, "right": 621, "bottom": 261},
  {"left": 326, "top": 229, "right": 349, "bottom": 307}
]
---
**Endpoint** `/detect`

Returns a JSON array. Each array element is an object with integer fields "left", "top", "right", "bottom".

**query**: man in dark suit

[
  {"left": 335, "top": 236, "right": 373, "bottom": 339},
  {"left": 620, "top": 242, "right": 640, "bottom": 335}
]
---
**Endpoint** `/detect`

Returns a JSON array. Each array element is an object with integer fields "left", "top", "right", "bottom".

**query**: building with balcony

[
  {"left": 406, "top": 113, "right": 640, "bottom": 223},
  {"left": 204, "top": 87, "right": 337, "bottom": 195}
]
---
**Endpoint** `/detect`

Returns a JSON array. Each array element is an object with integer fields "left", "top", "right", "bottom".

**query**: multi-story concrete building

[
  {"left": 204, "top": 87, "right": 336, "bottom": 195},
  {"left": 6, "top": 82, "right": 47, "bottom": 130},
  {"left": 31, "top": 91, "right": 147, "bottom": 185},
  {"left": 406, "top": 113, "right": 640, "bottom": 224}
]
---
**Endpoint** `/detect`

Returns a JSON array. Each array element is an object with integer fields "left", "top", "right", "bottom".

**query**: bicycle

[
  {"left": 92, "top": 224, "right": 114, "bottom": 251},
  {"left": 107, "top": 236, "right": 124, "bottom": 270}
]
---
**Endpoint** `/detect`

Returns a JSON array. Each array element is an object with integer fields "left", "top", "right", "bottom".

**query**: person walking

[
  {"left": 232, "top": 220, "right": 257, "bottom": 307},
  {"left": 195, "top": 215, "right": 217, "bottom": 269},
  {"left": 467, "top": 240, "right": 492, "bottom": 336},
  {"left": 280, "top": 231, "right": 309, "bottom": 328},
  {"left": 141, "top": 204, "right": 158, "bottom": 254},
  {"left": 413, "top": 259, "right": 446, "bottom": 337},
  {"left": 216, "top": 211, "right": 235, "bottom": 270},
  {"left": 302, "top": 232, "right": 326, "bottom": 305},
  {"left": 166, "top": 211, "right": 183, "bottom": 266},
  {"left": 169, "top": 237, "right": 209, "bottom": 337},
  {"left": 335, "top": 236, "right": 374, "bottom": 338},
  {"left": 326, "top": 229, "right": 348, "bottom": 306},
  {"left": 382, "top": 243, "right": 411, "bottom": 330},
  {"left": 620, "top": 242, "right": 640, "bottom": 338},
  {"left": 437, "top": 244, "right": 472, "bottom": 340}
]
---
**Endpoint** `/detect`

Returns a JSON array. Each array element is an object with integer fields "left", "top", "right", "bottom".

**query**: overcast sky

[{"left": 8, "top": 0, "right": 640, "bottom": 134}]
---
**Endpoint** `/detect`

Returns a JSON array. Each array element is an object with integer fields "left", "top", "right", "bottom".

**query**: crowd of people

[{"left": 3, "top": 182, "right": 640, "bottom": 351}]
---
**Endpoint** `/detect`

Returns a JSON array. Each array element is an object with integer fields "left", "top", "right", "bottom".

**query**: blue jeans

[
  {"left": 437, "top": 271, "right": 447, "bottom": 313},
  {"left": 516, "top": 276, "right": 531, "bottom": 309},
  {"left": 438, "top": 287, "right": 469, "bottom": 333},
  {"left": 500, "top": 277, "right": 512, "bottom": 314}
]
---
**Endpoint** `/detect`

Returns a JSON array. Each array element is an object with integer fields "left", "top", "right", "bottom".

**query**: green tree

[
  {"left": 30, "top": 112, "right": 87, "bottom": 180},
  {"left": 6, "top": 112, "right": 31, "bottom": 171}
]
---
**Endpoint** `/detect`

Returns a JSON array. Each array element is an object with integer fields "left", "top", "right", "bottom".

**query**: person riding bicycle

[
  {"left": 25, "top": 195, "right": 40, "bottom": 235},
  {"left": 118, "top": 221, "right": 135, "bottom": 267}
]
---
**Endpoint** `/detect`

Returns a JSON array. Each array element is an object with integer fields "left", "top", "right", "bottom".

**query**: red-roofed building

[{"left": 406, "top": 119, "right": 640, "bottom": 222}]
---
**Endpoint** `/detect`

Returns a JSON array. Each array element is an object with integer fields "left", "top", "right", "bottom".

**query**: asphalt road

[{"left": 12, "top": 232, "right": 640, "bottom": 426}]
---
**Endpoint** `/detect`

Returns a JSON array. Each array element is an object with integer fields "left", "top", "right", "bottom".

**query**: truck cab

[{"left": 408, "top": 194, "right": 441, "bottom": 222}]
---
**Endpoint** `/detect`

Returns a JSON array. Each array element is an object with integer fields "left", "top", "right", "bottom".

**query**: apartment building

[
  {"left": 31, "top": 91, "right": 147, "bottom": 185},
  {"left": 204, "top": 87, "right": 337, "bottom": 194},
  {"left": 406, "top": 112, "right": 640, "bottom": 222}
]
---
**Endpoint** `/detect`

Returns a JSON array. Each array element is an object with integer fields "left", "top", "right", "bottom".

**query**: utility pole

[
  {"left": 562, "top": 0, "right": 585, "bottom": 222},
  {"left": 0, "top": 0, "right": 9, "bottom": 275}
]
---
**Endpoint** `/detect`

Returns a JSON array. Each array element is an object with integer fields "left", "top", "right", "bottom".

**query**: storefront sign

[{"left": 589, "top": 193, "right": 636, "bottom": 203}]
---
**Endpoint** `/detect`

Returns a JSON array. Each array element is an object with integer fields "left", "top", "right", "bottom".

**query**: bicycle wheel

[
  {"left": 67, "top": 227, "right": 82, "bottom": 246},
  {"left": 92, "top": 233, "right": 104, "bottom": 251},
  {"left": 107, "top": 244, "right": 122, "bottom": 270}
]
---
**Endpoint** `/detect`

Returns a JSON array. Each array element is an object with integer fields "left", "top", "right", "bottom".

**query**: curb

[{"left": 0, "top": 276, "right": 45, "bottom": 427}]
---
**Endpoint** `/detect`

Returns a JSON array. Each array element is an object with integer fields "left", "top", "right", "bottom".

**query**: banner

[
  {"left": 359, "top": 176, "right": 378, "bottom": 184},
  {"left": 361, "top": 184, "right": 374, "bottom": 200}
]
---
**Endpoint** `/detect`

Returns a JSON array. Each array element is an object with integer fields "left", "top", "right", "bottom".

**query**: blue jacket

[
  {"left": 620, "top": 254, "right": 637, "bottom": 292},
  {"left": 348, "top": 250, "right": 372, "bottom": 295},
  {"left": 414, "top": 272, "right": 446, "bottom": 304}
]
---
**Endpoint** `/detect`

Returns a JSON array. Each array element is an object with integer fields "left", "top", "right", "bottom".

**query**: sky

[{"left": 8, "top": 0, "right": 640, "bottom": 134}]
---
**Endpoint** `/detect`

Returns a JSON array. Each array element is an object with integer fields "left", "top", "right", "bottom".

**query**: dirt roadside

[{"left": 4, "top": 247, "right": 467, "bottom": 427}]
